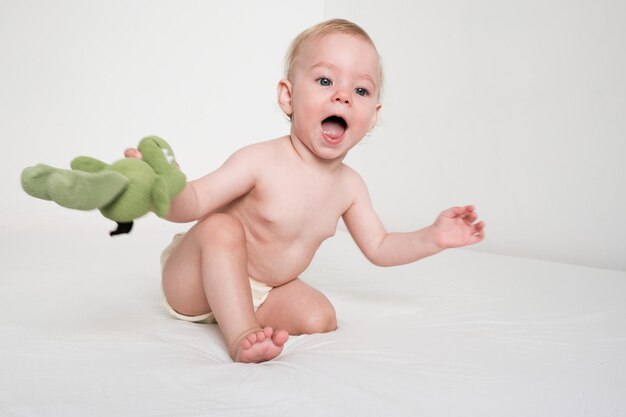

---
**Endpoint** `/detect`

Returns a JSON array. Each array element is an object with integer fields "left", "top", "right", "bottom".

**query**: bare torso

[{"left": 220, "top": 136, "right": 355, "bottom": 285}]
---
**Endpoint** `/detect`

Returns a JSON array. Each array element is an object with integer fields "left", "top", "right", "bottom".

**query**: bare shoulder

[
  {"left": 339, "top": 163, "right": 367, "bottom": 188},
  {"left": 242, "top": 136, "right": 286, "bottom": 152},
  {"left": 338, "top": 163, "right": 369, "bottom": 200},
  {"left": 225, "top": 137, "right": 286, "bottom": 166}
]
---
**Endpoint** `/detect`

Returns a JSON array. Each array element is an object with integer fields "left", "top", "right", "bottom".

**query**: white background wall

[{"left": 2, "top": 0, "right": 625, "bottom": 270}]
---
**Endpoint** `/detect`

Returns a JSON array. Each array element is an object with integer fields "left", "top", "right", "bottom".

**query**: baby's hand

[
  {"left": 431, "top": 205, "right": 485, "bottom": 249},
  {"left": 124, "top": 148, "right": 142, "bottom": 159}
]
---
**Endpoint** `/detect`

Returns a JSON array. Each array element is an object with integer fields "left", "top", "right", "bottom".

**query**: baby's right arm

[
  {"left": 125, "top": 145, "right": 259, "bottom": 223},
  {"left": 168, "top": 146, "right": 260, "bottom": 223}
]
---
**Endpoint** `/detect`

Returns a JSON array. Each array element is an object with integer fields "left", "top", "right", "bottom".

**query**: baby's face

[{"left": 282, "top": 33, "right": 382, "bottom": 161}]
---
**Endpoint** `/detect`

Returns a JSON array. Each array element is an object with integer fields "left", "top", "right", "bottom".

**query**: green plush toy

[{"left": 21, "top": 136, "right": 186, "bottom": 236}]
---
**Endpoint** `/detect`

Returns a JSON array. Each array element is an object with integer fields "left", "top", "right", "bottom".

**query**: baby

[{"left": 127, "top": 19, "right": 485, "bottom": 363}]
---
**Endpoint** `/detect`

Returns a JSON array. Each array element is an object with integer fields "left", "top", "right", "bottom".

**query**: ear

[
  {"left": 277, "top": 79, "right": 293, "bottom": 117},
  {"left": 368, "top": 102, "right": 382, "bottom": 132}
]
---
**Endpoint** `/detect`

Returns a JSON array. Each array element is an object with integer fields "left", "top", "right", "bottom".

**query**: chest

[{"left": 248, "top": 169, "right": 348, "bottom": 240}]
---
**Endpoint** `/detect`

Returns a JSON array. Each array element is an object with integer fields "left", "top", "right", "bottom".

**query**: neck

[{"left": 286, "top": 134, "right": 345, "bottom": 173}]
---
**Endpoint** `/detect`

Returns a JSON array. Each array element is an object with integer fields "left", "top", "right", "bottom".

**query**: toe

[
  {"left": 246, "top": 332, "right": 258, "bottom": 345},
  {"left": 240, "top": 339, "right": 252, "bottom": 350},
  {"left": 273, "top": 330, "right": 289, "bottom": 346}
]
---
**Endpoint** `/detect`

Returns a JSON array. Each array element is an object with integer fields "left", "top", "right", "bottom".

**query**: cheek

[
  {"left": 293, "top": 98, "right": 321, "bottom": 127},
  {"left": 355, "top": 109, "right": 377, "bottom": 132},
  {"left": 365, "top": 104, "right": 380, "bottom": 126}
]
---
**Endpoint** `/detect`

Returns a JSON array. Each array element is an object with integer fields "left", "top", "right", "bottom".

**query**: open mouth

[{"left": 321, "top": 115, "right": 348, "bottom": 140}]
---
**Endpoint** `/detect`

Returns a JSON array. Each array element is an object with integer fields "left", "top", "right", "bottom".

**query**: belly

[
  {"left": 245, "top": 238, "right": 321, "bottom": 286},
  {"left": 223, "top": 192, "right": 341, "bottom": 285}
]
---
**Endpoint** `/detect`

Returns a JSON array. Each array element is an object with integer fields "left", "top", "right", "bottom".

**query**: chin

[{"left": 313, "top": 144, "right": 349, "bottom": 161}]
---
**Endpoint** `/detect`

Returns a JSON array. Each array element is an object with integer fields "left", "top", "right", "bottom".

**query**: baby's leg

[
  {"left": 255, "top": 278, "right": 337, "bottom": 335},
  {"left": 162, "top": 214, "right": 288, "bottom": 362}
]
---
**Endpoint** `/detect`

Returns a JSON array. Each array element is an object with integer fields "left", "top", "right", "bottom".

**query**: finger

[
  {"left": 459, "top": 205, "right": 477, "bottom": 216},
  {"left": 443, "top": 206, "right": 465, "bottom": 218},
  {"left": 124, "top": 148, "right": 142, "bottom": 159},
  {"left": 464, "top": 211, "right": 478, "bottom": 224}
]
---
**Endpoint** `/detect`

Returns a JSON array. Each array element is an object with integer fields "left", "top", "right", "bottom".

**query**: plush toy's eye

[{"left": 162, "top": 149, "right": 175, "bottom": 164}]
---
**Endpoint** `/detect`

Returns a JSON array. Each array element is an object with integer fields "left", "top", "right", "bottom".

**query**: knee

[
  {"left": 193, "top": 213, "right": 246, "bottom": 247},
  {"left": 301, "top": 303, "right": 337, "bottom": 334}
]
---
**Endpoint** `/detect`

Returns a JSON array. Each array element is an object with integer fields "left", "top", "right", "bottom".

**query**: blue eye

[
  {"left": 317, "top": 77, "right": 332, "bottom": 87},
  {"left": 355, "top": 87, "right": 369, "bottom": 96}
]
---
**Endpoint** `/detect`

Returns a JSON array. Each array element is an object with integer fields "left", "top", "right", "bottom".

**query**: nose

[{"left": 333, "top": 90, "right": 351, "bottom": 105}]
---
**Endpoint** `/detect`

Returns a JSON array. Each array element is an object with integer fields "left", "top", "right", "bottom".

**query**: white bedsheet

[{"left": 1, "top": 229, "right": 625, "bottom": 417}]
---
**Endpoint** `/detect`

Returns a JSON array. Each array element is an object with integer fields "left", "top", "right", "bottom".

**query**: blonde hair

[{"left": 284, "top": 18, "right": 383, "bottom": 94}]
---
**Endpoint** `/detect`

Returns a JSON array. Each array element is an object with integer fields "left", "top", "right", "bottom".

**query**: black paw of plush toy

[{"left": 21, "top": 136, "right": 186, "bottom": 235}]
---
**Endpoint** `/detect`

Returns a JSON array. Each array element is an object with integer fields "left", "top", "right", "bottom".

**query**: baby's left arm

[{"left": 342, "top": 173, "right": 484, "bottom": 267}]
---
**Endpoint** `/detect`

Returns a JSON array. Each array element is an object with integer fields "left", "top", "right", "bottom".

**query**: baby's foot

[{"left": 231, "top": 327, "right": 289, "bottom": 363}]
